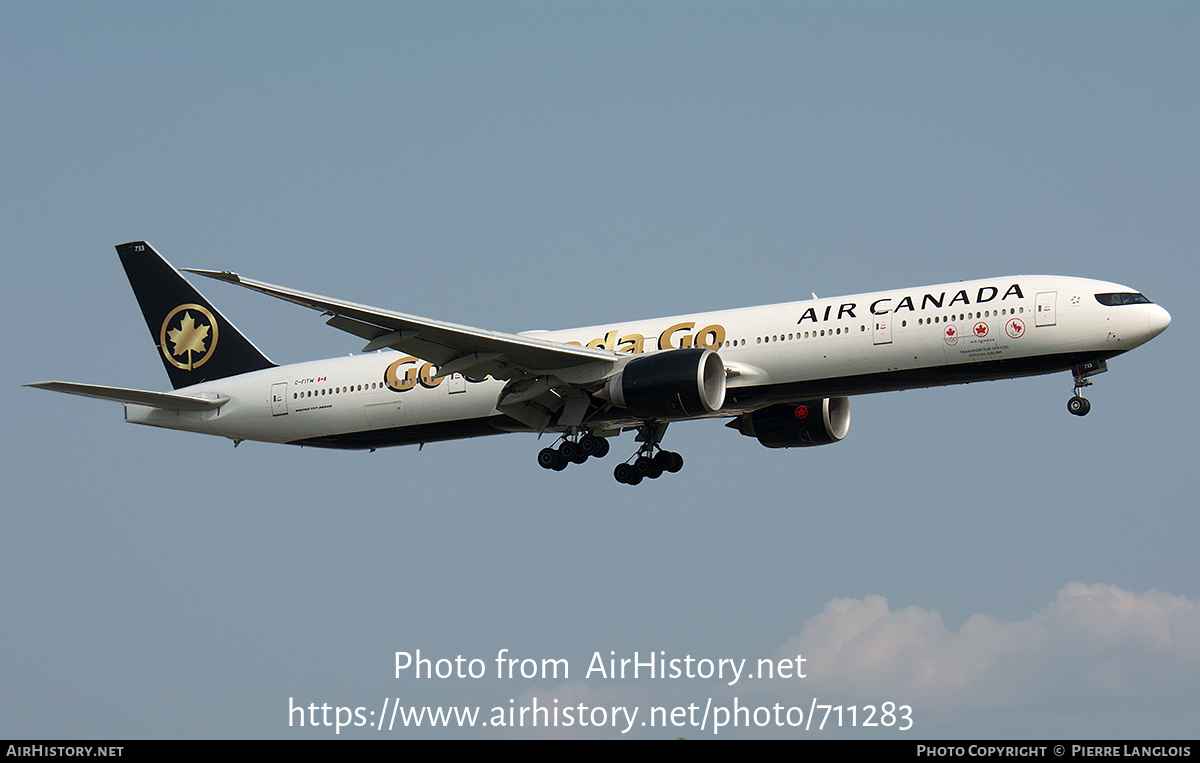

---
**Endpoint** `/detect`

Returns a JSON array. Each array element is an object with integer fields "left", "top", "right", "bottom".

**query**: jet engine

[
  {"left": 600, "top": 348, "right": 726, "bottom": 419},
  {"left": 729, "top": 397, "right": 851, "bottom": 448}
]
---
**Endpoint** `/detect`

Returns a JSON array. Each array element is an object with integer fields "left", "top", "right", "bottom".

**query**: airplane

[{"left": 28, "top": 242, "right": 1170, "bottom": 485}]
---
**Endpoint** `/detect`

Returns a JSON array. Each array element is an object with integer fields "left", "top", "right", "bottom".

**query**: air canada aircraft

[{"left": 29, "top": 242, "right": 1170, "bottom": 485}]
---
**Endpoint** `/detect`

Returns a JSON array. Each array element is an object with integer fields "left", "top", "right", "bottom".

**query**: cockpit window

[{"left": 1095, "top": 292, "right": 1152, "bottom": 306}]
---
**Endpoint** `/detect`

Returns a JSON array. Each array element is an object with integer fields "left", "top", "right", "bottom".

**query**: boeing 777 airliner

[{"left": 29, "top": 242, "right": 1170, "bottom": 484}]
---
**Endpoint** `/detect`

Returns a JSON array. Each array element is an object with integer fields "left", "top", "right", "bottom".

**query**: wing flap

[{"left": 26, "top": 382, "right": 228, "bottom": 411}]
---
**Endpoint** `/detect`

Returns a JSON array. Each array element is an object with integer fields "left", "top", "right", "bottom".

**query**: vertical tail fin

[{"left": 117, "top": 241, "right": 276, "bottom": 389}]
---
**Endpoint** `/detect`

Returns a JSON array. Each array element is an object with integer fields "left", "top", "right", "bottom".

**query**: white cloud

[
  {"left": 772, "top": 582, "right": 1200, "bottom": 712},
  {"left": 488, "top": 584, "right": 1200, "bottom": 737}
]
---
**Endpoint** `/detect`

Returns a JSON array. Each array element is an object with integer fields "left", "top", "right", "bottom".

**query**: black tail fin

[{"left": 117, "top": 241, "right": 276, "bottom": 389}]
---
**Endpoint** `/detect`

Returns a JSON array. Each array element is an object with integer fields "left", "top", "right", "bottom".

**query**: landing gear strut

[
  {"left": 536, "top": 431, "right": 610, "bottom": 471},
  {"left": 1067, "top": 393, "right": 1091, "bottom": 416},
  {"left": 613, "top": 422, "right": 684, "bottom": 485},
  {"left": 1066, "top": 359, "right": 1105, "bottom": 417}
]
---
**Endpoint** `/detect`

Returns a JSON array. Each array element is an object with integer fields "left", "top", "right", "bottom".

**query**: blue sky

[{"left": 3, "top": 2, "right": 1197, "bottom": 738}]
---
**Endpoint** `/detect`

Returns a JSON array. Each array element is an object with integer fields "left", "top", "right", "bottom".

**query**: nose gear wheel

[{"left": 1068, "top": 374, "right": 1093, "bottom": 417}]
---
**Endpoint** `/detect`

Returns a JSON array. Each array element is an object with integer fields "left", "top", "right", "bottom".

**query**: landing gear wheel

[
  {"left": 1067, "top": 396, "right": 1091, "bottom": 416},
  {"left": 614, "top": 463, "right": 632, "bottom": 484},
  {"left": 537, "top": 447, "right": 564, "bottom": 470},
  {"left": 654, "top": 450, "right": 683, "bottom": 473},
  {"left": 579, "top": 434, "right": 609, "bottom": 459},
  {"left": 614, "top": 463, "right": 642, "bottom": 485},
  {"left": 558, "top": 440, "right": 584, "bottom": 463}
]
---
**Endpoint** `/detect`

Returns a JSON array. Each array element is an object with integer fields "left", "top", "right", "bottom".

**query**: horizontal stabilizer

[{"left": 25, "top": 382, "right": 228, "bottom": 411}]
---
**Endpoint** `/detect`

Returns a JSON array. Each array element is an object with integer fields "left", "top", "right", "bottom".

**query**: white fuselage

[{"left": 124, "top": 275, "right": 1170, "bottom": 449}]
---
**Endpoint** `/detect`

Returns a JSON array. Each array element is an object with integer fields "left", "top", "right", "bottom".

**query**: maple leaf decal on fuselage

[{"left": 167, "top": 311, "right": 210, "bottom": 370}]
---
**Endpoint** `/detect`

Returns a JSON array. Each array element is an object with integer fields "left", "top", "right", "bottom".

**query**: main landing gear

[
  {"left": 612, "top": 421, "right": 683, "bottom": 486},
  {"left": 536, "top": 431, "right": 610, "bottom": 471},
  {"left": 534, "top": 422, "right": 687, "bottom": 485},
  {"left": 613, "top": 448, "right": 684, "bottom": 486}
]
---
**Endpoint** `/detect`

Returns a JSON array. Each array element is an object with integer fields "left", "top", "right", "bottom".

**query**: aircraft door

[
  {"left": 446, "top": 373, "right": 466, "bottom": 394},
  {"left": 1035, "top": 292, "right": 1057, "bottom": 327},
  {"left": 873, "top": 312, "right": 893, "bottom": 345},
  {"left": 271, "top": 382, "right": 288, "bottom": 416}
]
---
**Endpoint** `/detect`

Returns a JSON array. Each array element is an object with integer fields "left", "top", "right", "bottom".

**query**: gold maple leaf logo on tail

[
  {"left": 159, "top": 304, "right": 219, "bottom": 371},
  {"left": 167, "top": 312, "right": 210, "bottom": 370}
]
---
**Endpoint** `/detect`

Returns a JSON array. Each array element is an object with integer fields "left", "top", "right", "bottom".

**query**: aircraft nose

[{"left": 1147, "top": 304, "right": 1171, "bottom": 337}]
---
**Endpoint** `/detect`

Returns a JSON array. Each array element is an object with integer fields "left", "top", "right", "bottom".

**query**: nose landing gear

[{"left": 1067, "top": 358, "right": 1106, "bottom": 417}]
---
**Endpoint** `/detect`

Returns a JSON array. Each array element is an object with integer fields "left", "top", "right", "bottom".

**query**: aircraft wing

[
  {"left": 183, "top": 269, "right": 620, "bottom": 382},
  {"left": 25, "top": 382, "right": 228, "bottom": 411}
]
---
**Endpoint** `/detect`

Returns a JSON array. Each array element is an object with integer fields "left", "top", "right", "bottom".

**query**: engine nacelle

[
  {"left": 602, "top": 348, "right": 726, "bottom": 419},
  {"left": 730, "top": 397, "right": 851, "bottom": 449}
]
